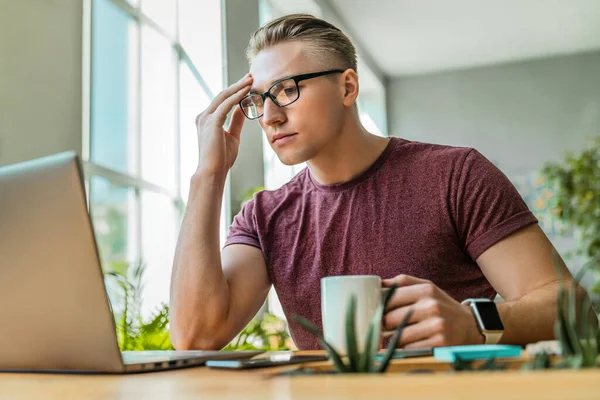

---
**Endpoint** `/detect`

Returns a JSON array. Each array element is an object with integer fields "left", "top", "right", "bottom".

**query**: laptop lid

[{"left": 0, "top": 152, "right": 124, "bottom": 373}]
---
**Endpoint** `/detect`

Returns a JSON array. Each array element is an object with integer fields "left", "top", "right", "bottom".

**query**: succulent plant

[
  {"left": 521, "top": 351, "right": 553, "bottom": 371},
  {"left": 523, "top": 265, "right": 600, "bottom": 370},
  {"left": 553, "top": 267, "right": 599, "bottom": 368},
  {"left": 293, "top": 284, "right": 413, "bottom": 373},
  {"left": 451, "top": 356, "right": 507, "bottom": 372}
]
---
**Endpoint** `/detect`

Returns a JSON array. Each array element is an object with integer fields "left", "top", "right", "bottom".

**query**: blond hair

[{"left": 246, "top": 14, "right": 357, "bottom": 72}]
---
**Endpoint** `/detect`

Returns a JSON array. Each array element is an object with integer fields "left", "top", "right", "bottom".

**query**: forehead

[{"left": 249, "top": 41, "right": 322, "bottom": 91}]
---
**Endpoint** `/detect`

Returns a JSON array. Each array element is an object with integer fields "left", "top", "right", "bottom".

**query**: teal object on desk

[{"left": 433, "top": 345, "right": 522, "bottom": 362}]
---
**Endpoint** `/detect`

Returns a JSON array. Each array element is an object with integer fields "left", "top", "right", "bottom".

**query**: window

[
  {"left": 85, "top": 0, "right": 226, "bottom": 316},
  {"left": 356, "top": 54, "right": 388, "bottom": 136}
]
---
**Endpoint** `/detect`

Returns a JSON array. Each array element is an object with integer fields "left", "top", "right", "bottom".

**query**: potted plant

[
  {"left": 523, "top": 267, "right": 599, "bottom": 370},
  {"left": 541, "top": 136, "right": 600, "bottom": 299},
  {"left": 104, "top": 261, "right": 173, "bottom": 350},
  {"left": 291, "top": 285, "right": 413, "bottom": 374}
]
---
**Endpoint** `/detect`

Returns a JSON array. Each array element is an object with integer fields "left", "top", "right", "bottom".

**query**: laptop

[{"left": 0, "top": 152, "right": 261, "bottom": 373}]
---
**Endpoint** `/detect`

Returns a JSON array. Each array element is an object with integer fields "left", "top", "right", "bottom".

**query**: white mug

[{"left": 321, "top": 275, "right": 389, "bottom": 355}]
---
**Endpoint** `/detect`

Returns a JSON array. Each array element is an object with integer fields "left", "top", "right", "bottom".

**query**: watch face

[{"left": 474, "top": 301, "right": 504, "bottom": 331}]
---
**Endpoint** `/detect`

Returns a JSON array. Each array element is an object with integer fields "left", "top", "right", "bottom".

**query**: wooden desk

[{"left": 1, "top": 353, "right": 599, "bottom": 400}]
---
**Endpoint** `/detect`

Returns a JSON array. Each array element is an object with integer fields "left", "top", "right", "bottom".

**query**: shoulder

[
  {"left": 231, "top": 169, "right": 309, "bottom": 233},
  {"left": 390, "top": 137, "right": 479, "bottom": 170}
]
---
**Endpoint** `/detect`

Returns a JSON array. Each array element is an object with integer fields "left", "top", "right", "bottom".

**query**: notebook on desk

[{"left": 0, "top": 152, "right": 261, "bottom": 374}]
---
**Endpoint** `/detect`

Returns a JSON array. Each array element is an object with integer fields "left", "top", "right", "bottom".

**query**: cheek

[{"left": 292, "top": 93, "right": 341, "bottom": 132}]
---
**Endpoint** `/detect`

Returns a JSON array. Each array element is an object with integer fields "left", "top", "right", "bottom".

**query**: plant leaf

[
  {"left": 555, "top": 286, "right": 575, "bottom": 357},
  {"left": 366, "top": 284, "right": 398, "bottom": 372},
  {"left": 293, "top": 315, "right": 349, "bottom": 373},
  {"left": 344, "top": 295, "right": 360, "bottom": 372},
  {"left": 375, "top": 309, "right": 413, "bottom": 373},
  {"left": 566, "top": 279, "right": 584, "bottom": 356},
  {"left": 359, "top": 321, "right": 375, "bottom": 372},
  {"left": 579, "top": 293, "right": 599, "bottom": 366},
  {"left": 451, "top": 355, "right": 473, "bottom": 371},
  {"left": 521, "top": 352, "right": 553, "bottom": 370}
]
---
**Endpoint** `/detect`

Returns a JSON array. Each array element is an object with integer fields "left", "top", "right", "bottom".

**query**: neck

[{"left": 306, "top": 116, "right": 390, "bottom": 186}]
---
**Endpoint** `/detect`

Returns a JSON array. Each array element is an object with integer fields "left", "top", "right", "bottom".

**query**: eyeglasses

[{"left": 238, "top": 69, "right": 345, "bottom": 120}]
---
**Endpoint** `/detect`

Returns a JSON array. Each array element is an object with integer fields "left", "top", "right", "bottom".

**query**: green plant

[
  {"left": 104, "top": 261, "right": 173, "bottom": 351},
  {"left": 293, "top": 285, "right": 413, "bottom": 373},
  {"left": 104, "top": 260, "right": 290, "bottom": 351},
  {"left": 541, "top": 136, "right": 600, "bottom": 294},
  {"left": 222, "top": 312, "right": 291, "bottom": 351},
  {"left": 242, "top": 186, "right": 265, "bottom": 203},
  {"left": 521, "top": 352, "right": 553, "bottom": 371},
  {"left": 552, "top": 268, "right": 600, "bottom": 369},
  {"left": 451, "top": 356, "right": 507, "bottom": 372},
  {"left": 235, "top": 185, "right": 265, "bottom": 216}
]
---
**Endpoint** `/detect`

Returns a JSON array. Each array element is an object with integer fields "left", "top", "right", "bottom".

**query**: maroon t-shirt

[{"left": 224, "top": 138, "right": 538, "bottom": 349}]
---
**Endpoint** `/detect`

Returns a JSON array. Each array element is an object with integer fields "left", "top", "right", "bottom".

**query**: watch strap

[{"left": 461, "top": 298, "right": 503, "bottom": 345}]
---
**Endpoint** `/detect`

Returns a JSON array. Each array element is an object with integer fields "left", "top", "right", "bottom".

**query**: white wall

[
  {"left": 388, "top": 51, "right": 600, "bottom": 177},
  {"left": 0, "top": 0, "right": 83, "bottom": 166}
]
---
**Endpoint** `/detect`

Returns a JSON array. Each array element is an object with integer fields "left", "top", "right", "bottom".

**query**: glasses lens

[
  {"left": 240, "top": 94, "right": 263, "bottom": 119},
  {"left": 271, "top": 79, "right": 298, "bottom": 106}
]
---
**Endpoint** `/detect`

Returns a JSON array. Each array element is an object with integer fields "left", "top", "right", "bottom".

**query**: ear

[{"left": 340, "top": 69, "right": 359, "bottom": 108}]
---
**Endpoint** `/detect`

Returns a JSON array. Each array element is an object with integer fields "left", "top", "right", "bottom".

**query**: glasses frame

[{"left": 238, "top": 69, "right": 345, "bottom": 120}]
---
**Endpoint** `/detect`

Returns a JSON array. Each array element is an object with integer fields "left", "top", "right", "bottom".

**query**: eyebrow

[{"left": 250, "top": 74, "right": 295, "bottom": 94}]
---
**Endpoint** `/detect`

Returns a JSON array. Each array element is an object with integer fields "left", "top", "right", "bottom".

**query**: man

[{"left": 169, "top": 14, "right": 577, "bottom": 350}]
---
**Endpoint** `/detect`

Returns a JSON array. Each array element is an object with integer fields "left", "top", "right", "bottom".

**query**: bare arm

[
  {"left": 169, "top": 174, "right": 270, "bottom": 350},
  {"left": 383, "top": 224, "right": 596, "bottom": 348},
  {"left": 169, "top": 72, "right": 271, "bottom": 350},
  {"left": 477, "top": 223, "right": 592, "bottom": 345}
]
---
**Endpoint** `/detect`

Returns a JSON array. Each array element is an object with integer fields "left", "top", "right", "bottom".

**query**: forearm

[
  {"left": 497, "top": 281, "right": 561, "bottom": 346},
  {"left": 169, "top": 171, "right": 230, "bottom": 350}
]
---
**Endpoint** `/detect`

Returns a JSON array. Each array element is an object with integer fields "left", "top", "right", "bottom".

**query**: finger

[
  {"left": 385, "top": 283, "right": 437, "bottom": 311},
  {"left": 402, "top": 334, "right": 445, "bottom": 350},
  {"left": 394, "top": 318, "right": 445, "bottom": 348},
  {"left": 206, "top": 74, "right": 253, "bottom": 114},
  {"left": 227, "top": 105, "right": 246, "bottom": 141},
  {"left": 214, "top": 84, "right": 253, "bottom": 126},
  {"left": 382, "top": 274, "right": 430, "bottom": 288},
  {"left": 384, "top": 300, "right": 440, "bottom": 330},
  {"left": 208, "top": 74, "right": 252, "bottom": 114}
]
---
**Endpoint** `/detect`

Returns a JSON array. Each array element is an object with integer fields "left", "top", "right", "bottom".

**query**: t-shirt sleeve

[
  {"left": 223, "top": 198, "right": 262, "bottom": 250},
  {"left": 453, "top": 149, "right": 538, "bottom": 261}
]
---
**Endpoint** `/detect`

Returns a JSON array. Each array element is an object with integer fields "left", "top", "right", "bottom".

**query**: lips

[{"left": 272, "top": 133, "right": 297, "bottom": 143}]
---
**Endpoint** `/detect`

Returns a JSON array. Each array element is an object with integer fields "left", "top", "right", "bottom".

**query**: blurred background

[{"left": 1, "top": 0, "right": 599, "bottom": 350}]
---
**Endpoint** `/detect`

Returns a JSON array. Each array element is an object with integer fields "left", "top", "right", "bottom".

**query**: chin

[
  {"left": 277, "top": 154, "right": 304, "bottom": 166},
  {"left": 275, "top": 148, "right": 311, "bottom": 166}
]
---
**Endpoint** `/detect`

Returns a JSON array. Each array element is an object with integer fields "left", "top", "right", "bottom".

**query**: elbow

[
  {"left": 171, "top": 336, "right": 221, "bottom": 351},
  {"left": 170, "top": 327, "right": 223, "bottom": 351},
  {"left": 169, "top": 316, "right": 229, "bottom": 351},
  {"left": 169, "top": 327, "right": 194, "bottom": 350}
]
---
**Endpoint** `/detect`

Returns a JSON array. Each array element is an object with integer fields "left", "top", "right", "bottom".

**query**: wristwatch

[{"left": 461, "top": 298, "right": 504, "bottom": 345}]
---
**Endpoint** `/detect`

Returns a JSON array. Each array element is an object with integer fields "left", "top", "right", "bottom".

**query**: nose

[{"left": 261, "top": 96, "right": 286, "bottom": 127}]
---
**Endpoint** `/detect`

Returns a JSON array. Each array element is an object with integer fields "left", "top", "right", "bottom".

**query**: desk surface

[{"left": 1, "top": 352, "right": 599, "bottom": 400}]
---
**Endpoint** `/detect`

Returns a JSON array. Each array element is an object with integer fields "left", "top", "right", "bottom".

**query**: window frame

[{"left": 82, "top": 0, "right": 231, "bottom": 268}]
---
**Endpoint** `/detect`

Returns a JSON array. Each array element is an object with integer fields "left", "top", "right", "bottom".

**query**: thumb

[{"left": 381, "top": 277, "right": 398, "bottom": 287}]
